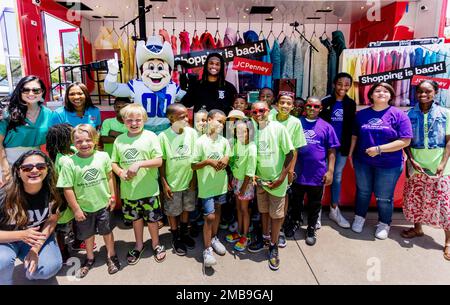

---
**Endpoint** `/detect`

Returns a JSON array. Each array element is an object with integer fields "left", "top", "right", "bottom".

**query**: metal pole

[{"left": 138, "top": 0, "right": 146, "bottom": 41}]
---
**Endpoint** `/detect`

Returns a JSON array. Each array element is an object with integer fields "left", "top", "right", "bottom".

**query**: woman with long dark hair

[
  {"left": 181, "top": 53, "right": 237, "bottom": 114},
  {"left": 51, "top": 82, "right": 101, "bottom": 129},
  {"left": 0, "top": 150, "right": 62, "bottom": 284},
  {"left": 0, "top": 75, "right": 55, "bottom": 185}
]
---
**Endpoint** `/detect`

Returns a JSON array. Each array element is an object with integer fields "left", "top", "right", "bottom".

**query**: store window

[{"left": 0, "top": 1, "right": 23, "bottom": 96}]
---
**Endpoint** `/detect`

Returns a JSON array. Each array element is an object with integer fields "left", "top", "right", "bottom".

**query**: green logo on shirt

[
  {"left": 124, "top": 148, "right": 140, "bottom": 160},
  {"left": 208, "top": 152, "right": 221, "bottom": 160},
  {"left": 258, "top": 141, "right": 269, "bottom": 152},
  {"left": 175, "top": 144, "right": 189, "bottom": 156},
  {"left": 82, "top": 168, "right": 100, "bottom": 182}
]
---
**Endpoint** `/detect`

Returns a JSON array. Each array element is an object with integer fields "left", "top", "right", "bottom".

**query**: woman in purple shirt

[{"left": 349, "top": 82, "right": 412, "bottom": 240}]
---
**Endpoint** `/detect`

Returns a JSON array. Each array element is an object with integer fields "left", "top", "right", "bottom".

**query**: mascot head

[{"left": 136, "top": 36, "right": 174, "bottom": 92}]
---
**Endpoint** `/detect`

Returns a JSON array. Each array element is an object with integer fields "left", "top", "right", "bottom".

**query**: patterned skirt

[{"left": 403, "top": 174, "right": 450, "bottom": 231}]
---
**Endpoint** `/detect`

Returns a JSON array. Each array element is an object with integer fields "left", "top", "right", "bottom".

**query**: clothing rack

[{"left": 368, "top": 37, "right": 444, "bottom": 48}]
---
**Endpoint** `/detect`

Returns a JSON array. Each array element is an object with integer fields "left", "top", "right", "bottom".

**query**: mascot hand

[{"left": 107, "top": 58, "right": 119, "bottom": 75}]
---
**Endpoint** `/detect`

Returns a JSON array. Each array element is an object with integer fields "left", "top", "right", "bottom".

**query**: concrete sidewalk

[{"left": 13, "top": 210, "right": 450, "bottom": 285}]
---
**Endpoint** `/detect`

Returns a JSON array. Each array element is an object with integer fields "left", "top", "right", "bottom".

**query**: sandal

[
  {"left": 153, "top": 244, "right": 166, "bottom": 263},
  {"left": 444, "top": 246, "right": 450, "bottom": 261},
  {"left": 400, "top": 228, "right": 424, "bottom": 239},
  {"left": 76, "top": 258, "right": 95, "bottom": 279},
  {"left": 127, "top": 247, "right": 144, "bottom": 265},
  {"left": 107, "top": 255, "right": 121, "bottom": 274}
]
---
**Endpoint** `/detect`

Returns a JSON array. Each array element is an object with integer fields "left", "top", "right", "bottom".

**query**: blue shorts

[{"left": 201, "top": 194, "right": 227, "bottom": 216}]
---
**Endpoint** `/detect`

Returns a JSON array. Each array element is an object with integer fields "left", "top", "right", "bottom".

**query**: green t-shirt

[
  {"left": 111, "top": 130, "right": 162, "bottom": 200},
  {"left": 57, "top": 151, "right": 112, "bottom": 213},
  {"left": 231, "top": 141, "right": 257, "bottom": 181},
  {"left": 100, "top": 117, "right": 128, "bottom": 157},
  {"left": 159, "top": 126, "right": 198, "bottom": 192},
  {"left": 411, "top": 110, "right": 450, "bottom": 176},
  {"left": 269, "top": 112, "right": 307, "bottom": 149},
  {"left": 193, "top": 134, "right": 231, "bottom": 199},
  {"left": 55, "top": 153, "right": 74, "bottom": 224},
  {"left": 255, "top": 121, "right": 294, "bottom": 197}
]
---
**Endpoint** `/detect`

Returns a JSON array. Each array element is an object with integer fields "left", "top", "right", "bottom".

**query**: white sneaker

[
  {"left": 315, "top": 209, "right": 322, "bottom": 230},
  {"left": 375, "top": 222, "right": 390, "bottom": 240},
  {"left": 211, "top": 236, "right": 226, "bottom": 256},
  {"left": 203, "top": 247, "right": 217, "bottom": 267},
  {"left": 351, "top": 215, "right": 366, "bottom": 233},
  {"left": 329, "top": 206, "right": 351, "bottom": 228}
]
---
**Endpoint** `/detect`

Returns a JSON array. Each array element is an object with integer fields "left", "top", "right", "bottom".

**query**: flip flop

[
  {"left": 444, "top": 246, "right": 450, "bottom": 261},
  {"left": 127, "top": 248, "right": 144, "bottom": 265},
  {"left": 76, "top": 258, "right": 95, "bottom": 279},
  {"left": 153, "top": 244, "right": 166, "bottom": 263}
]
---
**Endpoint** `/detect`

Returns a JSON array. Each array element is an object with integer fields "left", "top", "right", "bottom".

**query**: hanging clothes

[
  {"left": 190, "top": 34, "right": 202, "bottom": 51},
  {"left": 293, "top": 38, "right": 304, "bottom": 98},
  {"left": 305, "top": 37, "right": 328, "bottom": 99},
  {"left": 320, "top": 36, "right": 335, "bottom": 95},
  {"left": 240, "top": 30, "right": 261, "bottom": 91},
  {"left": 259, "top": 39, "right": 272, "bottom": 89},
  {"left": 224, "top": 27, "right": 239, "bottom": 93},
  {"left": 215, "top": 37, "right": 224, "bottom": 49},
  {"left": 200, "top": 32, "right": 216, "bottom": 50},
  {"left": 271, "top": 39, "right": 281, "bottom": 80},
  {"left": 280, "top": 36, "right": 295, "bottom": 79},
  {"left": 179, "top": 31, "right": 190, "bottom": 54},
  {"left": 171, "top": 34, "right": 179, "bottom": 85},
  {"left": 159, "top": 29, "right": 170, "bottom": 43}
]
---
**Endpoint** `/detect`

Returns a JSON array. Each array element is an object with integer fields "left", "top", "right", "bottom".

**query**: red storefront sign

[
  {"left": 411, "top": 75, "right": 450, "bottom": 89},
  {"left": 232, "top": 57, "right": 273, "bottom": 76}
]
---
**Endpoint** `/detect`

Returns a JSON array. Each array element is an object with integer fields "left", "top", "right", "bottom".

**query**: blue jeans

[
  {"left": 201, "top": 194, "right": 227, "bottom": 216},
  {"left": 0, "top": 234, "right": 62, "bottom": 285},
  {"left": 331, "top": 152, "right": 348, "bottom": 205},
  {"left": 353, "top": 160, "right": 403, "bottom": 225}
]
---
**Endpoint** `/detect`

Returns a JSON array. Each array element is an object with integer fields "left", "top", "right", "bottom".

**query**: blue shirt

[
  {"left": 0, "top": 105, "right": 54, "bottom": 148},
  {"left": 331, "top": 101, "right": 344, "bottom": 142},
  {"left": 52, "top": 106, "right": 101, "bottom": 128}
]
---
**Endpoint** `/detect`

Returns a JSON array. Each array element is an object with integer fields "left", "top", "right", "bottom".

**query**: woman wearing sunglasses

[
  {"left": 0, "top": 76, "right": 55, "bottom": 186},
  {"left": 0, "top": 150, "right": 62, "bottom": 284},
  {"left": 349, "top": 82, "right": 412, "bottom": 239}
]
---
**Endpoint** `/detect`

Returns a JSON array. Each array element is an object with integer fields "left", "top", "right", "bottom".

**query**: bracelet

[{"left": 377, "top": 146, "right": 382, "bottom": 155}]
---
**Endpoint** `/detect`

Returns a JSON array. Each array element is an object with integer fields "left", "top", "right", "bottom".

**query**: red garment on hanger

[
  {"left": 215, "top": 38, "right": 224, "bottom": 49},
  {"left": 171, "top": 34, "right": 179, "bottom": 85},
  {"left": 159, "top": 29, "right": 170, "bottom": 43},
  {"left": 179, "top": 31, "right": 190, "bottom": 54},
  {"left": 200, "top": 32, "right": 216, "bottom": 50},
  {"left": 190, "top": 34, "right": 202, "bottom": 51}
]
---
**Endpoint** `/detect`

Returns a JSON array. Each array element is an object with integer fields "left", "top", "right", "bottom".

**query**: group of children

[{"left": 48, "top": 75, "right": 352, "bottom": 275}]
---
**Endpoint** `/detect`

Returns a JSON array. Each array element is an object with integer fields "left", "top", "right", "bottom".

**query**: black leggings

[{"left": 291, "top": 183, "right": 324, "bottom": 228}]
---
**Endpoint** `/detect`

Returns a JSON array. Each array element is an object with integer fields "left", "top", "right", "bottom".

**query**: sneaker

[
  {"left": 106, "top": 255, "right": 121, "bottom": 275},
  {"left": 180, "top": 231, "right": 196, "bottom": 250},
  {"left": 278, "top": 232, "right": 287, "bottom": 248},
  {"left": 172, "top": 238, "right": 187, "bottom": 256},
  {"left": 72, "top": 241, "right": 97, "bottom": 252},
  {"left": 375, "top": 222, "right": 390, "bottom": 240},
  {"left": 228, "top": 221, "right": 238, "bottom": 233},
  {"left": 305, "top": 227, "right": 317, "bottom": 246},
  {"left": 352, "top": 215, "right": 366, "bottom": 233},
  {"left": 285, "top": 220, "right": 300, "bottom": 238},
  {"left": 234, "top": 236, "right": 248, "bottom": 252},
  {"left": 329, "top": 206, "right": 351, "bottom": 228},
  {"left": 211, "top": 236, "right": 226, "bottom": 256},
  {"left": 248, "top": 236, "right": 270, "bottom": 253},
  {"left": 268, "top": 244, "right": 280, "bottom": 271},
  {"left": 315, "top": 210, "right": 322, "bottom": 230},
  {"left": 203, "top": 247, "right": 217, "bottom": 268},
  {"left": 226, "top": 232, "right": 241, "bottom": 243}
]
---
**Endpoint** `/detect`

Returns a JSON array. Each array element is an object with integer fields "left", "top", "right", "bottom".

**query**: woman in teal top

[
  {"left": 51, "top": 82, "right": 101, "bottom": 129},
  {"left": 0, "top": 75, "right": 54, "bottom": 185}
]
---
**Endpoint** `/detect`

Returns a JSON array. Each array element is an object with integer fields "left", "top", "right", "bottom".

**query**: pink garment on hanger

[
  {"left": 364, "top": 54, "right": 373, "bottom": 105},
  {"left": 190, "top": 34, "right": 202, "bottom": 51},
  {"left": 159, "top": 29, "right": 170, "bottom": 43},
  {"left": 384, "top": 51, "right": 393, "bottom": 72},
  {"left": 171, "top": 34, "right": 179, "bottom": 85},
  {"left": 200, "top": 32, "right": 216, "bottom": 50},
  {"left": 179, "top": 31, "right": 190, "bottom": 54},
  {"left": 393, "top": 51, "right": 402, "bottom": 106},
  {"left": 378, "top": 51, "right": 385, "bottom": 72},
  {"left": 359, "top": 54, "right": 368, "bottom": 105},
  {"left": 215, "top": 38, "right": 224, "bottom": 49}
]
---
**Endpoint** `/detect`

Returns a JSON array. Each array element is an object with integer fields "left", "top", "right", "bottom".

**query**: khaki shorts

[
  {"left": 256, "top": 186, "right": 285, "bottom": 219},
  {"left": 164, "top": 189, "right": 196, "bottom": 217}
]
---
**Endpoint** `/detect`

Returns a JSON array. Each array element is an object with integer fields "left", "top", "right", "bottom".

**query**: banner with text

[
  {"left": 359, "top": 62, "right": 447, "bottom": 86},
  {"left": 174, "top": 40, "right": 268, "bottom": 68},
  {"left": 411, "top": 75, "right": 450, "bottom": 89},
  {"left": 232, "top": 57, "right": 273, "bottom": 75}
]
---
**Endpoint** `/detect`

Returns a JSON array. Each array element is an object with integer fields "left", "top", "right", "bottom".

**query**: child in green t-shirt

[
  {"left": 226, "top": 119, "right": 257, "bottom": 252},
  {"left": 46, "top": 123, "right": 75, "bottom": 263},
  {"left": 111, "top": 104, "right": 166, "bottom": 264},
  {"left": 192, "top": 109, "right": 231, "bottom": 268},
  {"left": 194, "top": 109, "right": 208, "bottom": 136},
  {"left": 159, "top": 104, "right": 197, "bottom": 256},
  {"left": 269, "top": 91, "right": 307, "bottom": 248},
  {"left": 57, "top": 124, "right": 120, "bottom": 278},
  {"left": 100, "top": 97, "right": 131, "bottom": 157}
]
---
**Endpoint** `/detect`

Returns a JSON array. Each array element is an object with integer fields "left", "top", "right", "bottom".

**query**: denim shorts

[{"left": 201, "top": 194, "right": 227, "bottom": 216}]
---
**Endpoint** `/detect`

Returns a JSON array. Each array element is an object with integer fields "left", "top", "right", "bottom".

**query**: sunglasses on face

[
  {"left": 305, "top": 104, "right": 321, "bottom": 110},
  {"left": 20, "top": 162, "right": 48, "bottom": 172},
  {"left": 251, "top": 108, "right": 268, "bottom": 115},
  {"left": 21, "top": 88, "right": 43, "bottom": 94}
]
